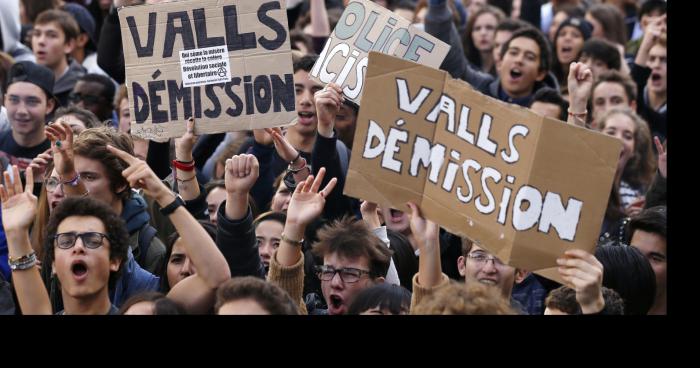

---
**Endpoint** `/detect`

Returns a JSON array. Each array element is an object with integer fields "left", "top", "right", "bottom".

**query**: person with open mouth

[{"left": 552, "top": 17, "right": 592, "bottom": 96}]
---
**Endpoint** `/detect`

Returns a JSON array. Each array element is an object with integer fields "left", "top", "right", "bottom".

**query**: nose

[
  {"left": 72, "top": 236, "right": 87, "bottom": 254},
  {"left": 181, "top": 257, "right": 195, "bottom": 277},
  {"left": 300, "top": 89, "right": 313, "bottom": 106},
  {"left": 259, "top": 242, "right": 272, "bottom": 260},
  {"left": 482, "top": 258, "right": 498, "bottom": 273},
  {"left": 54, "top": 182, "right": 65, "bottom": 197},
  {"left": 330, "top": 271, "right": 344, "bottom": 288}
]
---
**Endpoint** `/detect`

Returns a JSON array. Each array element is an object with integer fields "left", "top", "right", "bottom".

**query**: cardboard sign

[
  {"left": 344, "top": 52, "right": 622, "bottom": 272},
  {"left": 119, "top": 0, "right": 296, "bottom": 140},
  {"left": 309, "top": 0, "right": 450, "bottom": 104}
]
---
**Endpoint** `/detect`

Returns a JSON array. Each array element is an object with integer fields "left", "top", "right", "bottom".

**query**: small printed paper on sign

[{"left": 180, "top": 45, "right": 231, "bottom": 87}]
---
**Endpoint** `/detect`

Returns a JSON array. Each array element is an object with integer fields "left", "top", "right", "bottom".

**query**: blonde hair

[{"left": 412, "top": 281, "right": 516, "bottom": 315}]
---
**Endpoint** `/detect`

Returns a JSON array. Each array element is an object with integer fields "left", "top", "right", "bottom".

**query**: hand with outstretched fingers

[
  {"left": 0, "top": 166, "right": 36, "bottom": 233},
  {"left": 285, "top": 167, "right": 337, "bottom": 228}
]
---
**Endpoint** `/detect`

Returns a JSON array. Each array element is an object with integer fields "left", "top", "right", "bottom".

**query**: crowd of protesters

[{"left": 0, "top": 0, "right": 667, "bottom": 315}]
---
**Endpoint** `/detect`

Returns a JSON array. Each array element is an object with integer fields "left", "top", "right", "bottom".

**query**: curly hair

[
  {"left": 412, "top": 281, "right": 516, "bottom": 315},
  {"left": 215, "top": 276, "right": 299, "bottom": 315},
  {"left": 45, "top": 197, "right": 130, "bottom": 290}
]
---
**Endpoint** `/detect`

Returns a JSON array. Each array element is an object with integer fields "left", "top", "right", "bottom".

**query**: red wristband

[{"left": 172, "top": 159, "right": 195, "bottom": 171}]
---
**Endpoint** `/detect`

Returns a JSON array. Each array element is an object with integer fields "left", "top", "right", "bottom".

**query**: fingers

[
  {"left": 0, "top": 184, "right": 7, "bottom": 203},
  {"left": 186, "top": 117, "right": 195, "bottom": 134},
  {"left": 12, "top": 166, "right": 22, "bottom": 195},
  {"left": 300, "top": 174, "right": 314, "bottom": 193},
  {"left": 3, "top": 171, "right": 14, "bottom": 197},
  {"left": 406, "top": 201, "right": 420, "bottom": 218},
  {"left": 310, "top": 167, "right": 327, "bottom": 193},
  {"left": 25, "top": 167, "right": 34, "bottom": 194},
  {"left": 320, "top": 177, "right": 337, "bottom": 198},
  {"left": 246, "top": 154, "right": 258, "bottom": 177},
  {"left": 106, "top": 144, "right": 137, "bottom": 165},
  {"left": 654, "top": 136, "right": 665, "bottom": 153}
]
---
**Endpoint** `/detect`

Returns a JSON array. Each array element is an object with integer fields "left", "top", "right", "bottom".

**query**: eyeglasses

[
  {"left": 53, "top": 232, "right": 108, "bottom": 249},
  {"left": 315, "top": 265, "right": 371, "bottom": 283},
  {"left": 467, "top": 253, "right": 506, "bottom": 267},
  {"left": 44, "top": 177, "right": 62, "bottom": 192},
  {"left": 68, "top": 92, "right": 105, "bottom": 105}
]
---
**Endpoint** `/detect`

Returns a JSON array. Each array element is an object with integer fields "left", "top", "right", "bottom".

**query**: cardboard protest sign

[
  {"left": 118, "top": 0, "right": 296, "bottom": 140},
  {"left": 345, "top": 52, "right": 622, "bottom": 272},
  {"left": 309, "top": 0, "right": 450, "bottom": 104}
]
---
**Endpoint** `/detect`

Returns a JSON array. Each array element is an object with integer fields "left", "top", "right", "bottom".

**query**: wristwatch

[{"left": 160, "top": 194, "right": 185, "bottom": 216}]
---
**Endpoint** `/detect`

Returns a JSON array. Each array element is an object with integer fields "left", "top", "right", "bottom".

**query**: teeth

[{"left": 480, "top": 279, "right": 496, "bottom": 285}]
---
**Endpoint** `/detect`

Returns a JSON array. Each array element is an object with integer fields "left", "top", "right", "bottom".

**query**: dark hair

[
  {"left": 45, "top": 197, "right": 130, "bottom": 290},
  {"left": 581, "top": 38, "right": 621, "bottom": 70},
  {"left": 204, "top": 179, "right": 225, "bottom": 197},
  {"left": 312, "top": 217, "right": 393, "bottom": 280},
  {"left": 587, "top": 4, "right": 627, "bottom": 45},
  {"left": 159, "top": 220, "right": 218, "bottom": 292},
  {"left": 594, "top": 242, "right": 656, "bottom": 315},
  {"left": 463, "top": 5, "right": 505, "bottom": 70},
  {"left": 545, "top": 285, "right": 625, "bottom": 315},
  {"left": 553, "top": 3, "right": 585, "bottom": 19},
  {"left": 21, "top": 0, "right": 60, "bottom": 24},
  {"left": 35, "top": 9, "right": 81, "bottom": 42},
  {"left": 501, "top": 27, "right": 552, "bottom": 74},
  {"left": 78, "top": 73, "right": 117, "bottom": 105},
  {"left": 496, "top": 18, "right": 530, "bottom": 34},
  {"left": 387, "top": 229, "right": 418, "bottom": 292},
  {"left": 253, "top": 211, "right": 286, "bottom": 230},
  {"left": 639, "top": 0, "right": 667, "bottom": 20},
  {"left": 73, "top": 127, "right": 134, "bottom": 200},
  {"left": 347, "top": 283, "right": 412, "bottom": 315},
  {"left": 594, "top": 70, "right": 638, "bottom": 103},
  {"left": 215, "top": 276, "right": 299, "bottom": 314},
  {"left": 289, "top": 29, "right": 313, "bottom": 53},
  {"left": 54, "top": 105, "right": 101, "bottom": 129},
  {"left": 293, "top": 54, "right": 319, "bottom": 73},
  {"left": 628, "top": 206, "right": 666, "bottom": 241},
  {"left": 530, "top": 87, "right": 568, "bottom": 121},
  {"left": 118, "top": 292, "right": 186, "bottom": 315}
]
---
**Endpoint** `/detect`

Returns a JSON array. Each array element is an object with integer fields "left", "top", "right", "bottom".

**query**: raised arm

[
  {"left": 107, "top": 145, "right": 231, "bottom": 314},
  {"left": 0, "top": 166, "right": 52, "bottom": 314},
  {"left": 566, "top": 62, "right": 593, "bottom": 128},
  {"left": 310, "top": 0, "right": 331, "bottom": 38},
  {"left": 361, "top": 201, "right": 400, "bottom": 286},
  {"left": 173, "top": 118, "right": 201, "bottom": 201},
  {"left": 45, "top": 121, "right": 88, "bottom": 197},
  {"left": 556, "top": 249, "right": 605, "bottom": 314},
  {"left": 406, "top": 201, "right": 446, "bottom": 312}
]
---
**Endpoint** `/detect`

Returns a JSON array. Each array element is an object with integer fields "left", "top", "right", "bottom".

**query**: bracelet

[
  {"left": 567, "top": 108, "right": 588, "bottom": 118},
  {"left": 8, "top": 251, "right": 37, "bottom": 271},
  {"left": 290, "top": 151, "right": 301, "bottom": 165},
  {"left": 61, "top": 173, "right": 80, "bottom": 187},
  {"left": 172, "top": 159, "right": 195, "bottom": 171},
  {"left": 287, "top": 157, "right": 307, "bottom": 173},
  {"left": 176, "top": 175, "right": 196, "bottom": 183},
  {"left": 281, "top": 233, "right": 304, "bottom": 247}
]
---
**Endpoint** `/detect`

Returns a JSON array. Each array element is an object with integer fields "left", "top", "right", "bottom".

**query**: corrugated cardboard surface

[{"left": 345, "top": 52, "right": 621, "bottom": 275}]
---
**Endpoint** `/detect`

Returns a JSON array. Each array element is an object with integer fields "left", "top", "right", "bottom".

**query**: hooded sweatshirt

[
  {"left": 121, "top": 192, "right": 166, "bottom": 274},
  {"left": 0, "top": 1, "right": 35, "bottom": 63},
  {"left": 54, "top": 59, "right": 87, "bottom": 107}
]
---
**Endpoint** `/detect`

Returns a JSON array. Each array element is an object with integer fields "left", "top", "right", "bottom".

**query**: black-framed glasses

[
  {"left": 44, "top": 177, "right": 62, "bottom": 192},
  {"left": 467, "top": 252, "right": 506, "bottom": 267},
  {"left": 314, "top": 265, "right": 371, "bottom": 283},
  {"left": 68, "top": 92, "right": 105, "bottom": 105},
  {"left": 53, "top": 232, "right": 108, "bottom": 249}
]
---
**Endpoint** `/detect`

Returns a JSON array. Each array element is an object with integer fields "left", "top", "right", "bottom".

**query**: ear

[
  {"left": 46, "top": 97, "right": 56, "bottom": 114},
  {"left": 76, "top": 34, "right": 89, "bottom": 48},
  {"left": 514, "top": 269, "right": 529, "bottom": 284},
  {"left": 457, "top": 255, "right": 466, "bottom": 277},
  {"left": 109, "top": 257, "right": 122, "bottom": 272},
  {"left": 535, "top": 68, "right": 547, "bottom": 82},
  {"left": 63, "top": 38, "right": 76, "bottom": 55}
]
